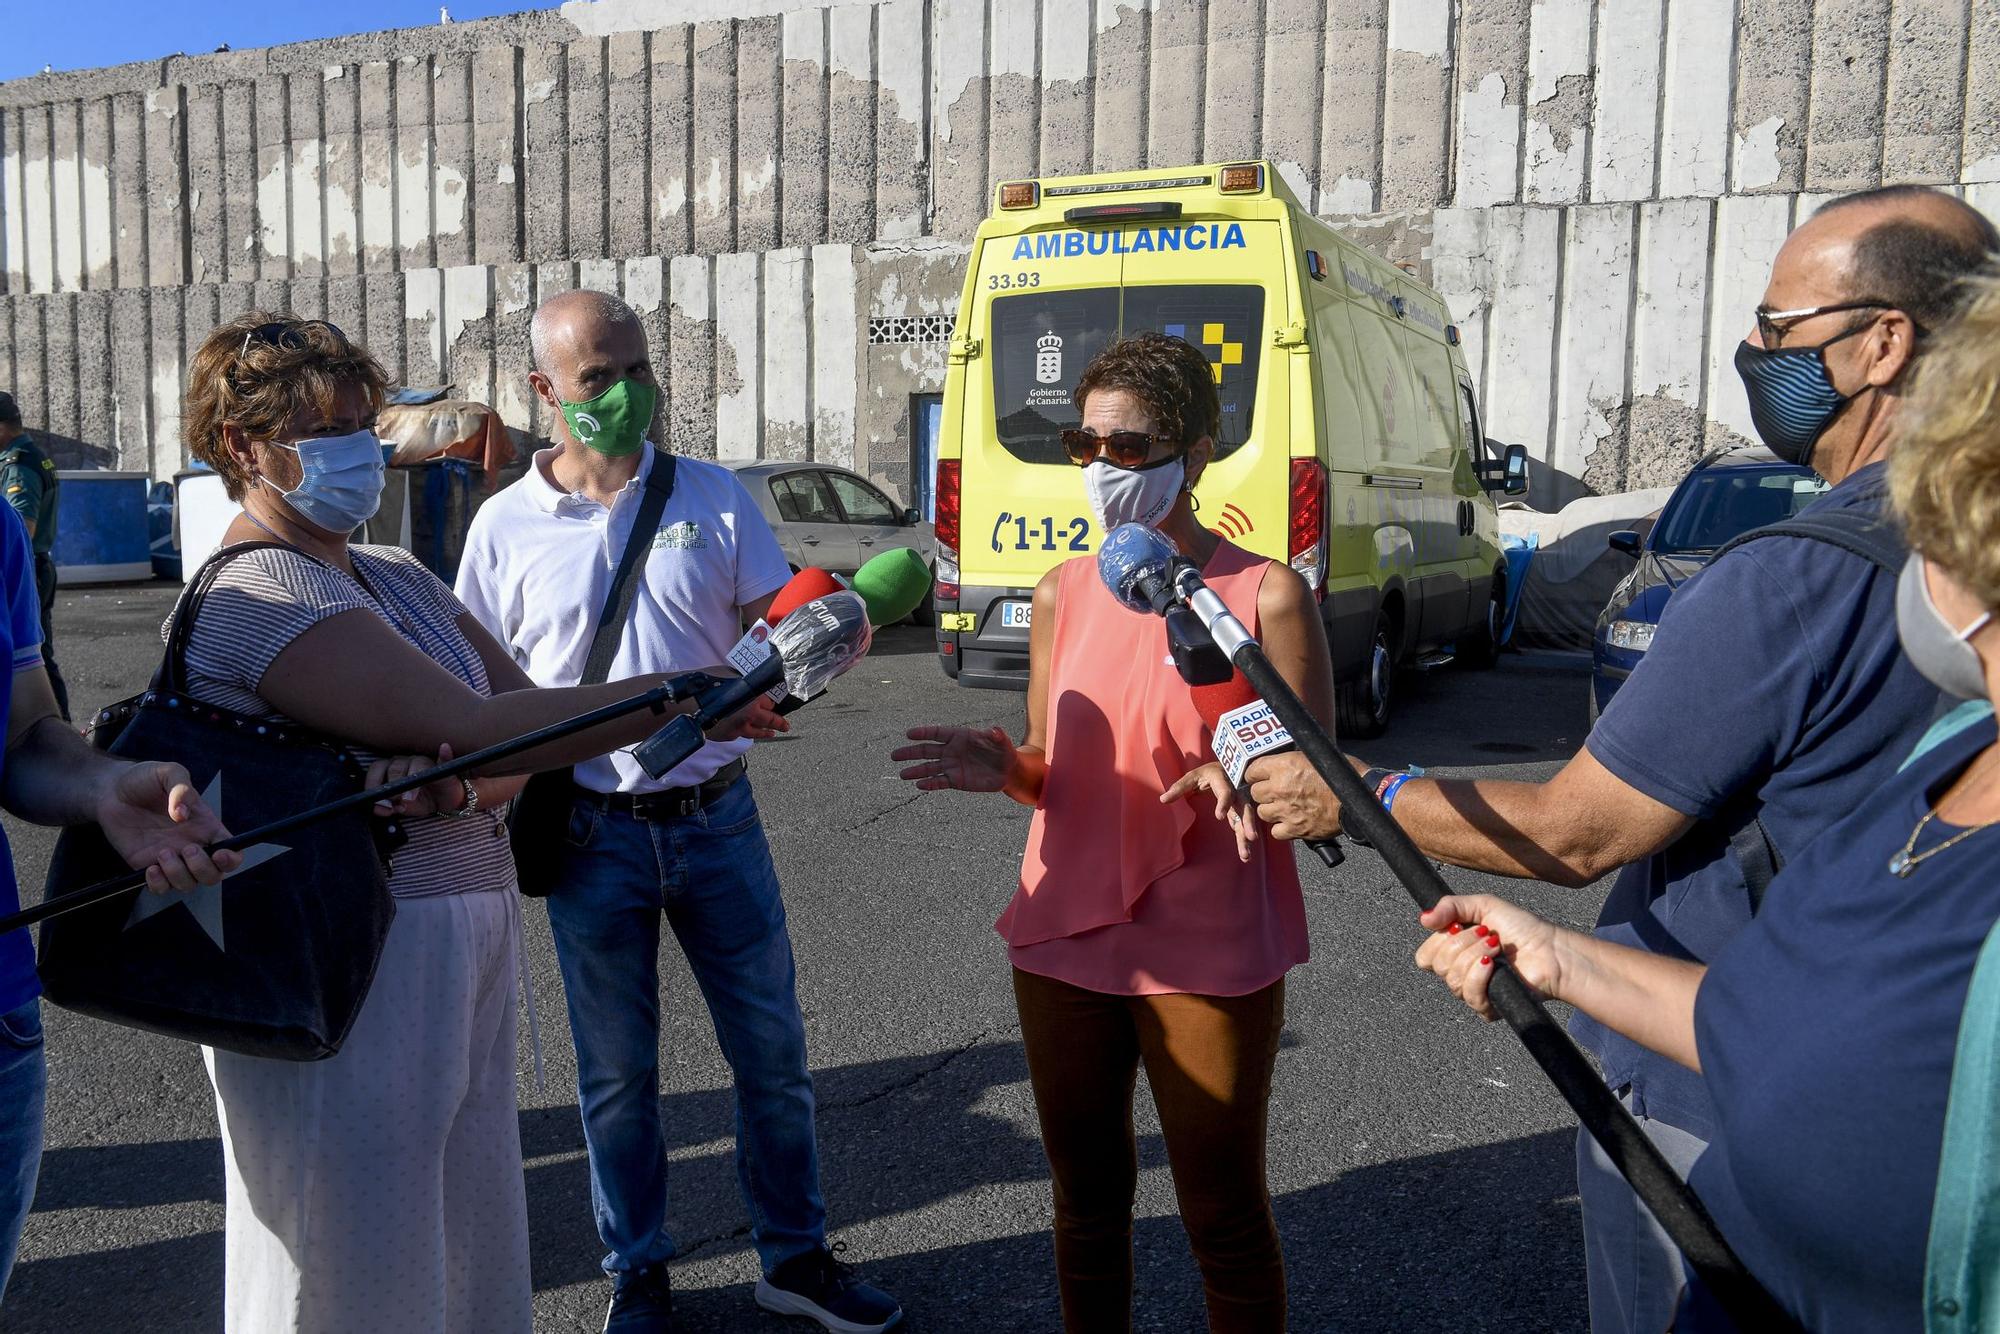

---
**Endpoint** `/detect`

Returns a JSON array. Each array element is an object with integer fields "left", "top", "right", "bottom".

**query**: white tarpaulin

[{"left": 1499, "top": 488, "right": 1676, "bottom": 651}]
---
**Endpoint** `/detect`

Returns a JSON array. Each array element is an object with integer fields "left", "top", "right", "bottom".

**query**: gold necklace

[{"left": 1889, "top": 751, "right": 2000, "bottom": 878}]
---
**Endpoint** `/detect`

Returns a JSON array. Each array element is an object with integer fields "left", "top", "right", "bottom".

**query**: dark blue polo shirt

[
  {"left": 1680, "top": 716, "right": 2000, "bottom": 1332},
  {"left": 1574, "top": 461, "right": 1939, "bottom": 1137},
  {"left": 0, "top": 505, "right": 44, "bottom": 1012}
]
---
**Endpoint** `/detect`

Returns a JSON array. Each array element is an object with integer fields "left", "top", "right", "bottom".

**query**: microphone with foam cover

[
  {"left": 850, "top": 547, "right": 933, "bottom": 626},
  {"left": 1191, "top": 672, "right": 1344, "bottom": 869},
  {"left": 767, "top": 566, "right": 846, "bottom": 623},
  {"left": 1096, "top": 523, "right": 1180, "bottom": 614}
]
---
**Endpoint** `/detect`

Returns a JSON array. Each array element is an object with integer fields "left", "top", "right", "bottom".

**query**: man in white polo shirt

[{"left": 456, "top": 290, "right": 901, "bottom": 1334}]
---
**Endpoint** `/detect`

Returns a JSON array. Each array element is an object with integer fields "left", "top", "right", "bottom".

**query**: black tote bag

[
  {"left": 37, "top": 543, "right": 404, "bottom": 1061},
  {"left": 511, "top": 450, "right": 675, "bottom": 895}
]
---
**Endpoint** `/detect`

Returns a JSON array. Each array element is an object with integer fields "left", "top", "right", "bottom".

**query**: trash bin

[{"left": 52, "top": 470, "right": 153, "bottom": 584}]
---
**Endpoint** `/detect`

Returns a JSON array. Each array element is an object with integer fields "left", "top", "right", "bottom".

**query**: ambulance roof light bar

[
  {"left": 1218, "top": 162, "right": 1264, "bottom": 193},
  {"left": 998, "top": 181, "right": 1040, "bottom": 210},
  {"left": 1063, "top": 201, "right": 1185, "bottom": 225},
  {"left": 1043, "top": 174, "right": 1211, "bottom": 198}
]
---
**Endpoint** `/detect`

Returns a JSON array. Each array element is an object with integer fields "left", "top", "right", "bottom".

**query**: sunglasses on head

[
  {"left": 238, "top": 319, "right": 348, "bottom": 361},
  {"left": 1060, "top": 427, "right": 1180, "bottom": 469}
]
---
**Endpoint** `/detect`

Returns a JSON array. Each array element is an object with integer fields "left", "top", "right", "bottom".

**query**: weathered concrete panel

[
  {"left": 874, "top": 0, "right": 927, "bottom": 239},
  {"left": 522, "top": 40, "right": 568, "bottom": 260},
  {"left": 1627, "top": 196, "right": 1714, "bottom": 486},
  {"left": 1203, "top": 0, "right": 1264, "bottom": 163},
  {"left": 827, "top": 4, "right": 877, "bottom": 241},
  {"left": 322, "top": 67, "right": 363, "bottom": 275},
  {"left": 109, "top": 287, "right": 151, "bottom": 470},
  {"left": 1732, "top": 0, "right": 1812, "bottom": 191},
  {"left": 1704, "top": 193, "right": 1793, "bottom": 441},
  {"left": 1591, "top": 0, "right": 1664, "bottom": 202},
  {"left": 624, "top": 254, "right": 671, "bottom": 441},
  {"left": 608, "top": 32, "right": 653, "bottom": 259},
  {"left": 1092, "top": 0, "right": 1149, "bottom": 173},
  {"left": 737, "top": 17, "right": 784, "bottom": 253},
  {"left": 444, "top": 263, "right": 493, "bottom": 417},
  {"left": 363, "top": 271, "right": 407, "bottom": 383},
  {"left": 1523, "top": 0, "right": 1591, "bottom": 204},
  {"left": 1883, "top": 0, "right": 1970, "bottom": 183},
  {"left": 288, "top": 72, "right": 327, "bottom": 278},
  {"left": 1039, "top": 0, "right": 1094, "bottom": 178},
  {"left": 148, "top": 286, "right": 184, "bottom": 476},
  {"left": 930, "top": 0, "right": 989, "bottom": 241},
  {"left": 143, "top": 88, "right": 187, "bottom": 288},
  {"left": 432, "top": 52, "right": 477, "bottom": 268},
  {"left": 1805, "top": 0, "right": 1891, "bottom": 191},
  {"left": 668, "top": 252, "right": 717, "bottom": 457},
  {"left": 255, "top": 76, "right": 292, "bottom": 280},
  {"left": 1961, "top": 0, "right": 2000, "bottom": 179},
  {"left": 1453, "top": 0, "right": 1529, "bottom": 208},
  {"left": 1148, "top": 0, "right": 1208, "bottom": 169},
  {"left": 1658, "top": 0, "right": 1734, "bottom": 197},
  {"left": 782, "top": 10, "right": 831, "bottom": 247},
  {"left": 1553, "top": 206, "right": 1634, "bottom": 487},
  {"left": 404, "top": 265, "right": 447, "bottom": 386},
  {"left": 326, "top": 274, "right": 367, "bottom": 347},
  {"left": 565, "top": 38, "right": 609, "bottom": 261},
  {"left": 1483, "top": 206, "right": 1561, "bottom": 459},
  {"left": 50, "top": 102, "right": 83, "bottom": 293},
  {"left": 474, "top": 45, "right": 523, "bottom": 265},
  {"left": 1320, "top": 0, "right": 1384, "bottom": 211},
  {"left": 395, "top": 56, "right": 437, "bottom": 269},
  {"left": 578, "top": 257, "right": 621, "bottom": 293},
  {"left": 811, "top": 243, "right": 859, "bottom": 469},
  {"left": 714, "top": 249, "right": 761, "bottom": 460},
  {"left": 693, "top": 21, "right": 739, "bottom": 253},
  {"left": 44, "top": 293, "right": 79, "bottom": 440},
  {"left": 75, "top": 291, "right": 112, "bottom": 455},
  {"left": 0, "top": 116, "right": 24, "bottom": 294},
  {"left": 987, "top": 0, "right": 1040, "bottom": 188},
  {"left": 651, "top": 26, "right": 696, "bottom": 255},
  {"left": 219, "top": 82, "right": 259, "bottom": 283},
  {"left": 19, "top": 112, "right": 54, "bottom": 296},
  {"left": 358, "top": 62, "right": 398, "bottom": 272},
  {"left": 763, "top": 248, "right": 812, "bottom": 460},
  {"left": 492, "top": 262, "right": 537, "bottom": 438},
  {"left": 10, "top": 299, "right": 43, "bottom": 430},
  {"left": 1382, "top": 0, "right": 1452, "bottom": 208},
  {"left": 79, "top": 98, "right": 115, "bottom": 290},
  {"left": 1261, "top": 0, "right": 1327, "bottom": 203},
  {"left": 1431, "top": 207, "right": 1492, "bottom": 398}
]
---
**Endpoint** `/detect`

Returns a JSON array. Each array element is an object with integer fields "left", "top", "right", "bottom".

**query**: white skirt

[{"left": 204, "top": 889, "right": 532, "bottom": 1334}]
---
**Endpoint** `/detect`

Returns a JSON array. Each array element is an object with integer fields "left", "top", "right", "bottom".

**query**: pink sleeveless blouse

[{"left": 997, "top": 539, "right": 1310, "bottom": 996}]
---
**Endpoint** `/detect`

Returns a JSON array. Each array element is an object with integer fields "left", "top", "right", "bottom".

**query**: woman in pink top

[{"left": 895, "top": 334, "right": 1334, "bottom": 1332}]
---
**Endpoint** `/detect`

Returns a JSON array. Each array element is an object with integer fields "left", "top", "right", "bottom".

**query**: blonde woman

[{"left": 1416, "top": 272, "right": 2000, "bottom": 1331}]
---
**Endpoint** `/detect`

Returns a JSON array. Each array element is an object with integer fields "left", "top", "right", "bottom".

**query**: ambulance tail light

[
  {"left": 934, "top": 459, "right": 961, "bottom": 600},
  {"left": 1219, "top": 163, "right": 1264, "bottom": 194},
  {"left": 1289, "top": 458, "right": 1328, "bottom": 597},
  {"left": 999, "top": 181, "right": 1039, "bottom": 210}
]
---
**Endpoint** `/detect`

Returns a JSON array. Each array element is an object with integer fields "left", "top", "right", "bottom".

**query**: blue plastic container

[{"left": 52, "top": 470, "right": 154, "bottom": 584}]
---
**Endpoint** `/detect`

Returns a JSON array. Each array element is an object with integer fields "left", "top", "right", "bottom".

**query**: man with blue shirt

[
  {"left": 1241, "top": 184, "right": 1997, "bottom": 1332},
  {"left": 0, "top": 503, "right": 236, "bottom": 1305}
]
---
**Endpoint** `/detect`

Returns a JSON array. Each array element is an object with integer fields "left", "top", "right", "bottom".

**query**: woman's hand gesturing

[{"left": 893, "top": 725, "right": 1019, "bottom": 793}]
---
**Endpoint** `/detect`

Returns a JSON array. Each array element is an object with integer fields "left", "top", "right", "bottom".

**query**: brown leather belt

[{"left": 577, "top": 757, "right": 747, "bottom": 820}]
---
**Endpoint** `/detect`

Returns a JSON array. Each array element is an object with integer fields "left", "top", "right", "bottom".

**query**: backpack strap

[
  {"left": 579, "top": 447, "right": 677, "bottom": 687},
  {"left": 1707, "top": 484, "right": 1908, "bottom": 909}
]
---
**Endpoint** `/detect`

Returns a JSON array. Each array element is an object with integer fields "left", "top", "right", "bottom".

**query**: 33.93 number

[
  {"left": 987, "top": 271, "right": 1043, "bottom": 290},
  {"left": 992, "top": 511, "right": 1090, "bottom": 553}
]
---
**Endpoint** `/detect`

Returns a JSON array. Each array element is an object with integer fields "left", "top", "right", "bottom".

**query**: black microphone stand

[
  {"left": 1164, "top": 562, "right": 1798, "bottom": 1332},
  {"left": 0, "top": 672, "right": 724, "bottom": 937}
]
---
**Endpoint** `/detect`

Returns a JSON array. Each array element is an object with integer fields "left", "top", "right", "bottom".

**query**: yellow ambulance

[{"left": 929, "top": 160, "right": 1527, "bottom": 735}]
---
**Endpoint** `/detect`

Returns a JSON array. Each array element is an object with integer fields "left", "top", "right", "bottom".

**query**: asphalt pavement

[{"left": 4, "top": 580, "right": 1608, "bottom": 1332}]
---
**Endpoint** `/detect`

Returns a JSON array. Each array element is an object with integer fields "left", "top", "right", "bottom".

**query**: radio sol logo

[{"left": 1215, "top": 699, "right": 1292, "bottom": 786}]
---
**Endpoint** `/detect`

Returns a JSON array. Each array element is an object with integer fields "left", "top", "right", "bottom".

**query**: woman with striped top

[{"left": 177, "top": 313, "right": 784, "bottom": 1334}]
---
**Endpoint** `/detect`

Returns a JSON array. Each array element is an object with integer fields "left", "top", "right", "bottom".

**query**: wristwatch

[{"left": 450, "top": 776, "right": 481, "bottom": 818}]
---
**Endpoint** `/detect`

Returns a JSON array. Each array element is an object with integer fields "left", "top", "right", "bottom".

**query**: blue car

[{"left": 1590, "top": 447, "right": 1828, "bottom": 721}]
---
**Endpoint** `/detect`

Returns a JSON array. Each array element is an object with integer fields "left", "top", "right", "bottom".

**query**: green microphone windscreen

[{"left": 849, "top": 547, "right": 932, "bottom": 626}]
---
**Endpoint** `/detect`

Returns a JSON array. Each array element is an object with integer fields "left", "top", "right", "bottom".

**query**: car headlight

[{"left": 1607, "top": 620, "right": 1656, "bottom": 651}]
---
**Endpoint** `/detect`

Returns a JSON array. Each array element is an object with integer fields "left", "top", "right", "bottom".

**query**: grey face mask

[{"left": 1895, "top": 555, "right": 1994, "bottom": 701}]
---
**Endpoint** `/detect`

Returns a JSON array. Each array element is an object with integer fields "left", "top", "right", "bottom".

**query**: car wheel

[
  {"left": 1336, "top": 612, "right": 1395, "bottom": 739},
  {"left": 1455, "top": 571, "right": 1506, "bottom": 671}
]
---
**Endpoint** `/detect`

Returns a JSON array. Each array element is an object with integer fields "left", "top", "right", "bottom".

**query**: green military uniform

[{"left": 0, "top": 435, "right": 66, "bottom": 719}]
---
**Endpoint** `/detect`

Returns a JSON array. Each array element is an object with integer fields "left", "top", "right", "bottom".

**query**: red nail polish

[
  {"left": 1447, "top": 923, "right": 1462, "bottom": 935},
  {"left": 1487, "top": 936, "right": 1500, "bottom": 949},
  {"left": 1475, "top": 924, "right": 1491, "bottom": 937},
  {"left": 1481, "top": 956, "right": 1494, "bottom": 968}
]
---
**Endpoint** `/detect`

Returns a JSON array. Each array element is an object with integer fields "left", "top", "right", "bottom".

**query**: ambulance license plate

[{"left": 1000, "top": 601, "right": 1033, "bottom": 629}]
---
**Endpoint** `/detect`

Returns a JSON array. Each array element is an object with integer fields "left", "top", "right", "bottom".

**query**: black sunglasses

[
  {"left": 238, "top": 319, "right": 348, "bottom": 361},
  {"left": 1060, "top": 427, "right": 1180, "bottom": 469}
]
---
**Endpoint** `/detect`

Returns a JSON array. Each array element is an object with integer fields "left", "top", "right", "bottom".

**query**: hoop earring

[{"left": 1187, "top": 490, "right": 1201, "bottom": 513}]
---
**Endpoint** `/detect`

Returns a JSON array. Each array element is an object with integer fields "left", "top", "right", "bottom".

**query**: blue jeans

[
  {"left": 1576, "top": 1090, "right": 1710, "bottom": 1334},
  {"left": 545, "top": 776, "right": 825, "bottom": 1277},
  {"left": 0, "top": 999, "right": 46, "bottom": 1305}
]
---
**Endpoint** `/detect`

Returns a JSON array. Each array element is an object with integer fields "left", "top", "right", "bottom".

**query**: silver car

[{"left": 725, "top": 461, "right": 936, "bottom": 624}]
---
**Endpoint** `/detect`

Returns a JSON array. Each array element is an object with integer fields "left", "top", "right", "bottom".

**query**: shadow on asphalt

[{"left": 13, "top": 1039, "right": 1580, "bottom": 1332}]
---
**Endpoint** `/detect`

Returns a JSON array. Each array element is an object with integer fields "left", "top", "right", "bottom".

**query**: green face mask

[{"left": 558, "top": 377, "right": 659, "bottom": 457}]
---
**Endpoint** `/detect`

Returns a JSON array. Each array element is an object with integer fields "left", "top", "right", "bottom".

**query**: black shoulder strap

[
  {"left": 580, "top": 448, "right": 677, "bottom": 687},
  {"left": 1709, "top": 482, "right": 1903, "bottom": 910},
  {"left": 158, "top": 540, "right": 296, "bottom": 693}
]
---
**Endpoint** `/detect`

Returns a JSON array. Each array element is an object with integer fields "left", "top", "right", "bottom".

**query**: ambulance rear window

[{"left": 990, "top": 285, "right": 1264, "bottom": 466}]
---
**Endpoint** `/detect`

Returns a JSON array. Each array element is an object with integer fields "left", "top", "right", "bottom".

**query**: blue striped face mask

[{"left": 1732, "top": 321, "right": 1874, "bottom": 469}]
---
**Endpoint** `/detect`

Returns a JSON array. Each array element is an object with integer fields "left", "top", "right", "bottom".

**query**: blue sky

[{"left": 2, "top": 2, "right": 555, "bottom": 83}]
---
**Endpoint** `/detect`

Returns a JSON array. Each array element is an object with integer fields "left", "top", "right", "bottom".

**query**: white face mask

[
  {"left": 260, "top": 429, "right": 387, "bottom": 534},
  {"left": 1084, "top": 457, "right": 1184, "bottom": 533}
]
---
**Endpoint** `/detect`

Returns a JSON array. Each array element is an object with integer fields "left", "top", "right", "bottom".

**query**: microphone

[
  {"left": 1096, "top": 522, "right": 1180, "bottom": 614},
  {"left": 849, "top": 547, "right": 932, "bottom": 626},
  {"left": 767, "top": 566, "right": 846, "bottom": 623},
  {"left": 1191, "top": 673, "right": 1344, "bottom": 868},
  {"left": 633, "top": 589, "right": 873, "bottom": 778}
]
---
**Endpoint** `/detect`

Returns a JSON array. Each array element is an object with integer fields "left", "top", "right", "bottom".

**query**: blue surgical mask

[
  {"left": 262, "top": 429, "right": 387, "bottom": 533},
  {"left": 1732, "top": 321, "right": 1874, "bottom": 468},
  {"left": 1896, "top": 555, "right": 1994, "bottom": 701}
]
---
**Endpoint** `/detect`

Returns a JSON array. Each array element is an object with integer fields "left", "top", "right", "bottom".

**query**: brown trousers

[{"left": 1012, "top": 967, "right": 1288, "bottom": 1333}]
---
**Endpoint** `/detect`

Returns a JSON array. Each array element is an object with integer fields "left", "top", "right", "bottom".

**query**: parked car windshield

[
  {"left": 989, "top": 284, "right": 1265, "bottom": 466},
  {"left": 1652, "top": 467, "right": 1830, "bottom": 555}
]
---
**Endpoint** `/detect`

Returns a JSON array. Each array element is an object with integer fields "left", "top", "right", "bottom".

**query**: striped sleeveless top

[{"left": 170, "top": 544, "right": 517, "bottom": 900}]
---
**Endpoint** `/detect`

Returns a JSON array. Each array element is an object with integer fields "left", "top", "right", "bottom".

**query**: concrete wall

[{"left": 1, "top": 0, "right": 1996, "bottom": 496}]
